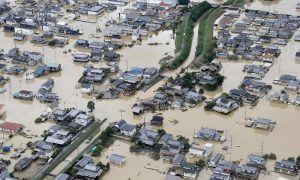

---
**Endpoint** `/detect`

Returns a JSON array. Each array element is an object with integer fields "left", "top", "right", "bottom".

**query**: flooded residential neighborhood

[{"left": 0, "top": 0, "right": 300, "bottom": 180}]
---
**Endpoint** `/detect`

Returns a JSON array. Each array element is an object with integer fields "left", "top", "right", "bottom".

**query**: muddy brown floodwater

[{"left": 1, "top": 0, "right": 300, "bottom": 180}]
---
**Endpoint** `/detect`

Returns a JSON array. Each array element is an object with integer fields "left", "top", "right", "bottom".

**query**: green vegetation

[
  {"left": 177, "top": 135, "right": 191, "bottom": 154},
  {"left": 203, "top": 74, "right": 224, "bottom": 91},
  {"left": 264, "top": 153, "right": 278, "bottom": 160},
  {"left": 51, "top": 147, "right": 63, "bottom": 158},
  {"left": 204, "top": 101, "right": 217, "bottom": 111},
  {"left": 162, "top": 1, "right": 212, "bottom": 71},
  {"left": 180, "top": 72, "right": 195, "bottom": 89},
  {"left": 198, "top": 8, "right": 224, "bottom": 65},
  {"left": 223, "top": 0, "right": 245, "bottom": 6},
  {"left": 195, "top": 9, "right": 213, "bottom": 57},
  {"left": 166, "top": 17, "right": 194, "bottom": 70},
  {"left": 96, "top": 162, "right": 110, "bottom": 172},
  {"left": 35, "top": 117, "right": 43, "bottom": 123},
  {"left": 48, "top": 40, "right": 56, "bottom": 46},
  {"left": 268, "top": 153, "right": 277, "bottom": 160},
  {"left": 297, "top": 156, "right": 300, "bottom": 166},
  {"left": 158, "top": 129, "right": 166, "bottom": 136},
  {"left": 0, "top": 159, "right": 11, "bottom": 165},
  {"left": 130, "top": 141, "right": 162, "bottom": 160},
  {"left": 190, "top": 1, "right": 212, "bottom": 22},
  {"left": 288, "top": 157, "right": 295, "bottom": 162},
  {"left": 87, "top": 101, "right": 95, "bottom": 112},
  {"left": 198, "top": 88, "right": 204, "bottom": 94},
  {"left": 195, "top": 159, "right": 206, "bottom": 169},
  {"left": 91, "top": 127, "right": 115, "bottom": 157},
  {"left": 174, "top": 16, "right": 188, "bottom": 53}
]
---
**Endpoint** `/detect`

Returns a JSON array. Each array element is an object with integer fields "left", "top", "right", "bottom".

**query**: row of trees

[{"left": 163, "top": 1, "right": 212, "bottom": 70}]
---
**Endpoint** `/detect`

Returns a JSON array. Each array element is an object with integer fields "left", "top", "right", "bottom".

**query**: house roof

[
  {"left": 109, "top": 154, "right": 126, "bottom": 164},
  {"left": 165, "top": 175, "right": 180, "bottom": 180},
  {"left": 173, "top": 154, "right": 186, "bottom": 164},
  {"left": 55, "top": 173, "right": 70, "bottom": 180},
  {"left": 114, "top": 119, "right": 127, "bottom": 129},
  {"left": 0, "top": 122, "right": 23, "bottom": 132},
  {"left": 248, "top": 154, "right": 264, "bottom": 162},
  {"left": 120, "top": 123, "right": 136, "bottom": 132},
  {"left": 76, "top": 156, "right": 93, "bottom": 168},
  {"left": 254, "top": 118, "right": 272, "bottom": 125},
  {"left": 128, "top": 67, "right": 144, "bottom": 75}
]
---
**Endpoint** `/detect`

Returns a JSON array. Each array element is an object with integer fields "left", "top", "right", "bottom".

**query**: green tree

[
  {"left": 195, "top": 159, "right": 206, "bottom": 169},
  {"left": 296, "top": 156, "right": 300, "bottom": 166},
  {"left": 158, "top": 129, "right": 166, "bottom": 136},
  {"left": 198, "top": 88, "right": 204, "bottom": 94},
  {"left": 287, "top": 157, "right": 295, "bottom": 162},
  {"left": 268, "top": 153, "right": 277, "bottom": 160},
  {"left": 87, "top": 101, "right": 95, "bottom": 112}
]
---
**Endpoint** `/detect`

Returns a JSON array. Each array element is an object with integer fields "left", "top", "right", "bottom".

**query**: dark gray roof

[
  {"left": 172, "top": 154, "right": 186, "bottom": 164},
  {"left": 120, "top": 124, "right": 136, "bottom": 132},
  {"left": 75, "top": 156, "right": 93, "bottom": 168},
  {"left": 114, "top": 119, "right": 127, "bottom": 129}
]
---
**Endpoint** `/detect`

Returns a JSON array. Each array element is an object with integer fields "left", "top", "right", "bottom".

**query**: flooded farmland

[{"left": 1, "top": 0, "right": 300, "bottom": 179}]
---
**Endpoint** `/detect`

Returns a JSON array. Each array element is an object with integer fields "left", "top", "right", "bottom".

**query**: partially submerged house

[
  {"left": 212, "top": 97, "right": 239, "bottom": 114},
  {"left": 195, "top": 128, "right": 222, "bottom": 141},
  {"left": 109, "top": 154, "right": 126, "bottom": 165},
  {"left": 0, "top": 121, "right": 23, "bottom": 134},
  {"left": 253, "top": 118, "right": 275, "bottom": 130},
  {"left": 274, "top": 159, "right": 298, "bottom": 176}
]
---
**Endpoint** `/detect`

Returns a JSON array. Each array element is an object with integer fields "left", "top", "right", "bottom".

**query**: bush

[
  {"left": 158, "top": 129, "right": 166, "bottom": 136},
  {"left": 130, "top": 144, "right": 143, "bottom": 153},
  {"left": 288, "top": 157, "right": 295, "bottom": 162},
  {"left": 195, "top": 159, "right": 206, "bottom": 169},
  {"left": 204, "top": 101, "right": 216, "bottom": 111},
  {"left": 296, "top": 156, "right": 300, "bottom": 165},
  {"left": 48, "top": 40, "right": 56, "bottom": 46},
  {"left": 35, "top": 117, "right": 43, "bottom": 123},
  {"left": 198, "top": 89, "right": 204, "bottom": 94},
  {"left": 177, "top": 135, "right": 190, "bottom": 153},
  {"left": 263, "top": 154, "right": 269, "bottom": 160},
  {"left": 268, "top": 153, "right": 277, "bottom": 160}
]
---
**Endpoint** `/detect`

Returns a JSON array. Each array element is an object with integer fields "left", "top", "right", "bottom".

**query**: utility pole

[
  {"left": 230, "top": 135, "right": 232, "bottom": 149},
  {"left": 230, "top": 135, "right": 233, "bottom": 161},
  {"left": 261, "top": 140, "right": 264, "bottom": 155},
  {"left": 119, "top": 109, "right": 124, "bottom": 120}
]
